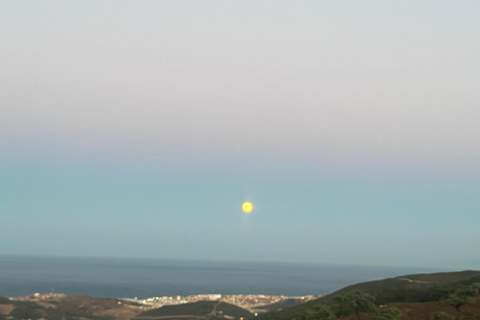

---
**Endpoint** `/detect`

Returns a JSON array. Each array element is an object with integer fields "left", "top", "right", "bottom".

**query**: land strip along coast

[{"left": 12, "top": 292, "right": 320, "bottom": 314}]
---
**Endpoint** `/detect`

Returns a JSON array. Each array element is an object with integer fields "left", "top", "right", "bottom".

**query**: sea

[{"left": 0, "top": 255, "right": 446, "bottom": 299}]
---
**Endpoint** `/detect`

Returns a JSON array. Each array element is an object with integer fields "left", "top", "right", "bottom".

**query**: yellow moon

[{"left": 242, "top": 202, "right": 253, "bottom": 213}]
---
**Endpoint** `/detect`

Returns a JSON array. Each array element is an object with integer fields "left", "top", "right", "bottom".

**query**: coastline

[
  {"left": 11, "top": 292, "right": 320, "bottom": 314},
  {"left": 0, "top": 255, "right": 447, "bottom": 298}
]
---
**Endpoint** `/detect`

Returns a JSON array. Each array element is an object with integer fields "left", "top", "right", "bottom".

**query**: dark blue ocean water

[{"left": 0, "top": 255, "right": 444, "bottom": 299}]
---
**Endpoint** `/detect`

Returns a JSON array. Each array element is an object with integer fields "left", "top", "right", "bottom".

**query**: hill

[
  {"left": 256, "top": 299, "right": 304, "bottom": 313},
  {"left": 258, "top": 270, "right": 480, "bottom": 320},
  {"left": 0, "top": 295, "right": 254, "bottom": 320},
  {"left": 132, "top": 301, "right": 253, "bottom": 320},
  {"left": 0, "top": 294, "right": 144, "bottom": 320}
]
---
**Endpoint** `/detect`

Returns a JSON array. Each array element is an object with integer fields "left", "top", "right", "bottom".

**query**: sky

[{"left": 1, "top": 1, "right": 479, "bottom": 269}]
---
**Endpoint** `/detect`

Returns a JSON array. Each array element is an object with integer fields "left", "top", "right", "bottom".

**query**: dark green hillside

[
  {"left": 136, "top": 301, "right": 216, "bottom": 317},
  {"left": 258, "top": 270, "right": 480, "bottom": 320},
  {"left": 258, "top": 299, "right": 302, "bottom": 313},
  {"left": 398, "top": 270, "right": 480, "bottom": 283},
  {"left": 134, "top": 301, "right": 253, "bottom": 320},
  {"left": 216, "top": 303, "right": 254, "bottom": 317},
  {"left": 318, "top": 271, "right": 479, "bottom": 306},
  {"left": 0, "top": 297, "right": 11, "bottom": 304},
  {"left": 4, "top": 301, "right": 45, "bottom": 320}
]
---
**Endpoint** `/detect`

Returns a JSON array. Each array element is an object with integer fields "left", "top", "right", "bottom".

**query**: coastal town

[
  {"left": 12, "top": 292, "right": 320, "bottom": 314},
  {"left": 121, "top": 293, "right": 320, "bottom": 312}
]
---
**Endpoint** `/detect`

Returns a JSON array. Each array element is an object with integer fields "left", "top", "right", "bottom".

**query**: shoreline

[{"left": 10, "top": 292, "right": 321, "bottom": 313}]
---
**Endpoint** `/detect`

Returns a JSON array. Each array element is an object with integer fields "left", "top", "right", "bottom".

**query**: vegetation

[
  {"left": 447, "top": 283, "right": 480, "bottom": 319},
  {"left": 133, "top": 301, "right": 253, "bottom": 320},
  {"left": 216, "top": 302, "right": 254, "bottom": 317},
  {"left": 0, "top": 295, "right": 123, "bottom": 320},
  {"left": 258, "top": 271, "right": 480, "bottom": 320},
  {"left": 374, "top": 307, "right": 404, "bottom": 320},
  {"left": 262, "top": 298, "right": 303, "bottom": 312},
  {"left": 8, "top": 304, "right": 43, "bottom": 320},
  {"left": 332, "top": 290, "right": 377, "bottom": 320},
  {"left": 298, "top": 305, "right": 337, "bottom": 320},
  {"left": 433, "top": 311, "right": 455, "bottom": 320}
]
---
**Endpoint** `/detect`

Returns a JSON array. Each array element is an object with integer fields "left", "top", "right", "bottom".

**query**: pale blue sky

[{"left": 1, "top": 1, "right": 479, "bottom": 269}]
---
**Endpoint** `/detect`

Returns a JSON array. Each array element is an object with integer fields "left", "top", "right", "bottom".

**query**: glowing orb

[{"left": 242, "top": 202, "right": 253, "bottom": 213}]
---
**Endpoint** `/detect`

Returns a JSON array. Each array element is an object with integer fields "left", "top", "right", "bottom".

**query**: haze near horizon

[{"left": 1, "top": 1, "right": 479, "bottom": 269}]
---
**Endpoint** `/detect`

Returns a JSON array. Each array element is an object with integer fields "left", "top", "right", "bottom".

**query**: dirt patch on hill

[{"left": 0, "top": 304, "right": 15, "bottom": 315}]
